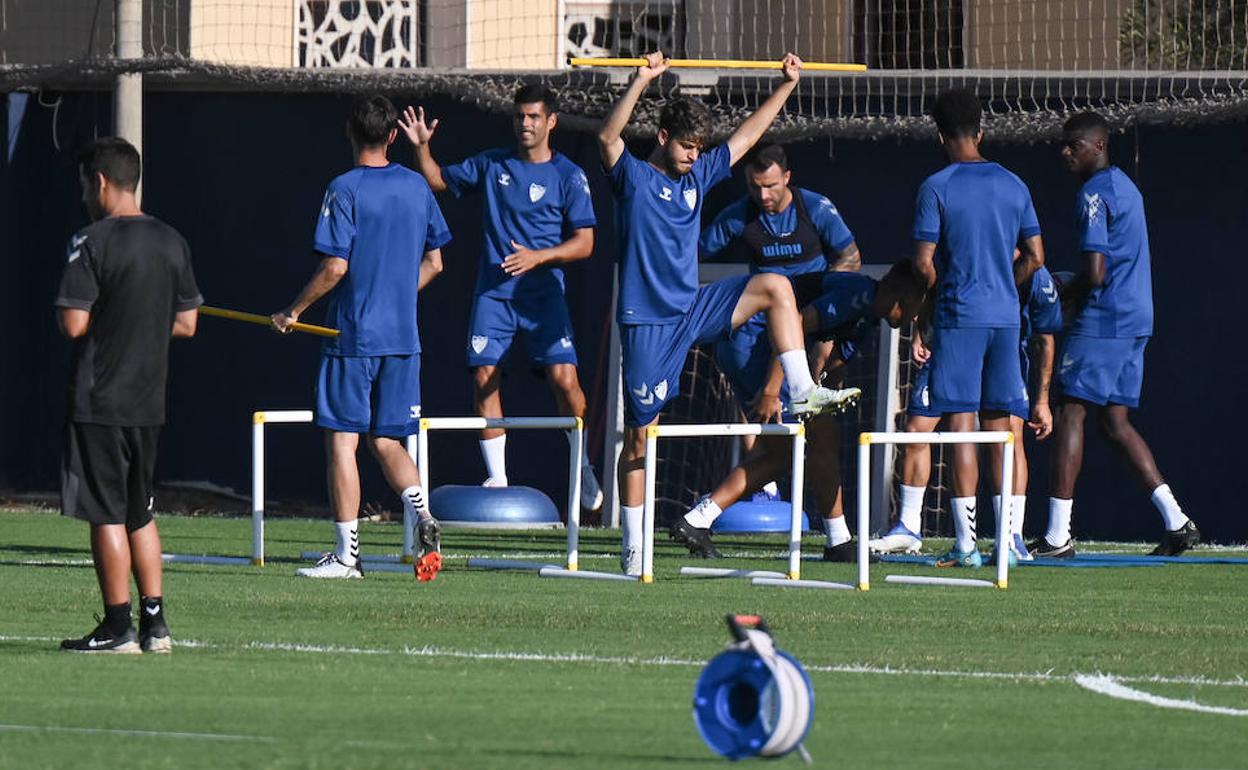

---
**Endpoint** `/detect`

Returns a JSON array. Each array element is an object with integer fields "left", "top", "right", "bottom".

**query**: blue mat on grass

[
  {"left": 877, "top": 553, "right": 1164, "bottom": 569},
  {"left": 1070, "top": 553, "right": 1248, "bottom": 565}
]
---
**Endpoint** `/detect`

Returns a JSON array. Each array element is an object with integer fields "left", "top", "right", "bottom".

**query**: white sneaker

[
  {"left": 789, "top": 385, "right": 862, "bottom": 418},
  {"left": 620, "top": 546, "right": 641, "bottom": 577},
  {"left": 868, "top": 523, "right": 923, "bottom": 554},
  {"left": 580, "top": 465, "right": 604, "bottom": 511},
  {"left": 297, "top": 552, "right": 363, "bottom": 579},
  {"left": 482, "top": 476, "right": 508, "bottom": 487}
]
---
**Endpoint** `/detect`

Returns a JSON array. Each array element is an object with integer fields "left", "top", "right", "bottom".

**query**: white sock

[
  {"left": 952, "top": 496, "right": 978, "bottom": 553},
  {"left": 622, "top": 505, "right": 643, "bottom": 554},
  {"left": 480, "top": 435, "right": 507, "bottom": 483},
  {"left": 402, "top": 485, "right": 430, "bottom": 522},
  {"left": 1046, "top": 498, "right": 1073, "bottom": 546},
  {"left": 683, "top": 498, "right": 723, "bottom": 529},
  {"left": 762, "top": 480, "right": 779, "bottom": 498},
  {"left": 824, "top": 516, "right": 851, "bottom": 547},
  {"left": 778, "top": 349, "right": 816, "bottom": 400},
  {"left": 334, "top": 520, "right": 359, "bottom": 565},
  {"left": 1012, "top": 495, "right": 1027, "bottom": 536},
  {"left": 898, "top": 484, "right": 925, "bottom": 534},
  {"left": 1150, "top": 484, "right": 1189, "bottom": 531}
]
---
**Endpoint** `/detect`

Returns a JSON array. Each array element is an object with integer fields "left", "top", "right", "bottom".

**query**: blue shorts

[
  {"left": 467, "top": 286, "right": 578, "bottom": 368},
  {"left": 315, "top": 354, "right": 421, "bottom": 437},
  {"left": 1058, "top": 335, "right": 1147, "bottom": 407},
  {"left": 927, "top": 326, "right": 1027, "bottom": 414},
  {"left": 906, "top": 363, "right": 943, "bottom": 419},
  {"left": 716, "top": 314, "right": 771, "bottom": 410},
  {"left": 621, "top": 276, "right": 750, "bottom": 427}
]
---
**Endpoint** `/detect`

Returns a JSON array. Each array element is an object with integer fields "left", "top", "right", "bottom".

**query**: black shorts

[{"left": 61, "top": 422, "right": 160, "bottom": 531}]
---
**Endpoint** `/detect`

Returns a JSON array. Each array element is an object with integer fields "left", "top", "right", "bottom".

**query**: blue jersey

[
  {"left": 609, "top": 144, "right": 732, "bottom": 324},
  {"left": 1071, "top": 166, "right": 1154, "bottom": 338},
  {"left": 442, "top": 149, "right": 596, "bottom": 298},
  {"left": 314, "top": 163, "right": 451, "bottom": 356},
  {"left": 1020, "top": 265, "right": 1063, "bottom": 344},
  {"left": 913, "top": 161, "right": 1041, "bottom": 329},
  {"left": 811, "top": 272, "right": 878, "bottom": 362},
  {"left": 700, "top": 188, "right": 855, "bottom": 277}
]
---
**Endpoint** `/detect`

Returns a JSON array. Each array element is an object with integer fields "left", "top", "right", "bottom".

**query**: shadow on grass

[{"left": 478, "top": 747, "right": 719, "bottom": 765}]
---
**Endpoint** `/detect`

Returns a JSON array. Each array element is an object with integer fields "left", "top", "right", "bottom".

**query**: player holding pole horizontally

[
  {"left": 56, "top": 138, "right": 202, "bottom": 653},
  {"left": 911, "top": 89, "right": 1045, "bottom": 568},
  {"left": 399, "top": 87, "right": 604, "bottom": 511},
  {"left": 272, "top": 96, "right": 452, "bottom": 581},
  {"left": 598, "top": 52, "right": 857, "bottom": 576},
  {"left": 1032, "top": 111, "right": 1199, "bottom": 558}
]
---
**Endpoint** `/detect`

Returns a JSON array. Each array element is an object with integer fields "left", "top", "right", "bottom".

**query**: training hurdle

[
  {"left": 857, "top": 430, "right": 1015, "bottom": 591},
  {"left": 642, "top": 423, "right": 805, "bottom": 584}
]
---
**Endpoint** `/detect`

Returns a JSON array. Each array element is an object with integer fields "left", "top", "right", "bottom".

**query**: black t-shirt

[{"left": 54, "top": 215, "right": 203, "bottom": 426}]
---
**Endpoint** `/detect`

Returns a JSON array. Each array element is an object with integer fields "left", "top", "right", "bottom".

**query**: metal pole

[
  {"left": 997, "top": 435, "right": 1015, "bottom": 589},
  {"left": 857, "top": 435, "right": 871, "bottom": 590},
  {"left": 566, "top": 420, "right": 583, "bottom": 571},
  {"left": 114, "top": 0, "right": 143, "bottom": 201},
  {"left": 788, "top": 427, "right": 806, "bottom": 580},
  {"left": 251, "top": 414, "right": 265, "bottom": 566},
  {"left": 641, "top": 427, "right": 658, "bottom": 583}
]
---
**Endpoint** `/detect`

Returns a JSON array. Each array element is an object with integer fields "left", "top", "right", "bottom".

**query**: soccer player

[
  {"left": 871, "top": 263, "right": 1061, "bottom": 560},
  {"left": 1031, "top": 111, "right": 1199, "bottom": 558},
  {"left": 671, "top": 263, "right": 926, "bottom": 561},
  {"left": 910, "top": 89, "right": 1045, "bottom": 568},
  {"left": 272, "top": 95, "right": 451, "bottom": 581},
  {"left": 399, "top": 87, "right": 603, "bottom": 511},
  {"left": 598, "top": 51, "right": 858, "bottom": 575},
  {"left": 56, "top": 137, "right": 201, "bottom": 653}
]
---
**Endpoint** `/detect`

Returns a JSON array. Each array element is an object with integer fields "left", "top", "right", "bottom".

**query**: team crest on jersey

[
  {"left": 498, "top": 173, "right": 511, "bottom": 186},
  {"left": 559, "top": 337, "right": 573, "bottom": 349},
  {"left": 471, "top": 335, "right": 489, "bottom": 354},
  {"left": 1084, "top": 192, "right": 1102, "bottom": 224},
  {"left": 529, "top": 182, "right": 546, "bottom": 203},
  {"left": 67, "top": 233, "right": 87, "bottom": 263},
  {"left": 658, "top": 186, "right": 673, "bottom": 202},
  {"left": 919, "top": 386, "right": 930, "bottom": 408},
  {"left": 683, "top": 188, "right": 698, "bottom": 210}
]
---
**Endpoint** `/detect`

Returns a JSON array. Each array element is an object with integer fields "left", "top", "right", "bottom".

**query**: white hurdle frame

[
  {"left": 642, "top": 423, "right": 805, "bottom": 584},
  {"left": 247, "top": 412, "right": 583, "bottom": 570},
  {"left": 413, "top": 416, "right": 584, "bottom": 571},
  {"left": 856, "top": 430, "right": 1015, "bottom": 591}
]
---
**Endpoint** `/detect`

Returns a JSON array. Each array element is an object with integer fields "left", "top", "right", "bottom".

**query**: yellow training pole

[
  {"left": 570, "top": 58, "right": 867, "bottom": 72},
  {"left": 200, "top": 305, "right": 340, "bottom": 338}
]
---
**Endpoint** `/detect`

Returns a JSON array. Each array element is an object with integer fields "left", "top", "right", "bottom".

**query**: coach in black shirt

[{"left": 54, "top": 137, "right": 202, "bottom": 654}]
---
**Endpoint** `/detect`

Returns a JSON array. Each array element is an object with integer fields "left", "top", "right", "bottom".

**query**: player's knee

[
  {"left": 547, "top": 364, "right": 579, "bottom": 394},
  {"left": 1098, "top": 412, "right": 1133, "bottom": 444},
  {"left": 752, "top": 273, "right": 794, "bottom": 308}
]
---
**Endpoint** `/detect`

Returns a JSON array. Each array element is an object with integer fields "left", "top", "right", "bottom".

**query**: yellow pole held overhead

[
  {"left": 200, "top": 305, "right": 340, "bottom": 338},
  {"left": 570, "top": 58, "right": 867, "bottom": 72}
]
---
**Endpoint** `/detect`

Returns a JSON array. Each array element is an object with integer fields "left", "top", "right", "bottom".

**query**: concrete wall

[{"left": 966, "top": 0, "right": 1122, "bottom": 70}]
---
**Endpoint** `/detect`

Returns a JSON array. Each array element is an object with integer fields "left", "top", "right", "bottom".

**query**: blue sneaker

[
  {"left": 935, "top": 547, "right": 983, "bottom": 568},
  {"left": 1011, "top": 534, "right": 1034, "bottom": 562},
  {"left": 990, "top": 545, "right": 1019, "bottom": 567},
  {"left": 868, "top": 523, "right": 923, "bottom": 554}
]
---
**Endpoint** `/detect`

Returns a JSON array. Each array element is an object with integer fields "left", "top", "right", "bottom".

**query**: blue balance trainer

[
  {"left": 693, "top": 615, "right": 815, "bottom": 761},
  {"left": 712, "top": 498, "right": 811, "bottom": 534},
  {"left": 429, "top": 485, "right": 561, "bottom": 529}
]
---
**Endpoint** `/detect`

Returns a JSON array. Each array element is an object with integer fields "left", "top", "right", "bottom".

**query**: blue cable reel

[{"left": 693, "top": 615, "right": 815, "bottom": 762}]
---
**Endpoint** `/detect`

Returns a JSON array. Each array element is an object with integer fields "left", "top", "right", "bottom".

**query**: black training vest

[{"left": 729, "top": 188, "right": 826, "bottom": 269}]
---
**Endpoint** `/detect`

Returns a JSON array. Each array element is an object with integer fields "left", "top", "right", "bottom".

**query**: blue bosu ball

[
  {"left": 711, "top": 500, "right": 810, "bottom": 534},
  {"left": 429, "top": 484, "right": 561, "bottom": 529}
]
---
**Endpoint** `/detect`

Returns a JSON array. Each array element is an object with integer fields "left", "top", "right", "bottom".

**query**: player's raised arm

[
  {"left": 725, "top": 54, "right": 801, "bottom": 166},
  {"left": 597, "top": 52, "right": 670, "bottom": 170},
  {"left": 399, "top": 106, "right": 448, "bottom": 192}
]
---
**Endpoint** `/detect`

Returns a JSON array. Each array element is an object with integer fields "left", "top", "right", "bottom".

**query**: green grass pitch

[{"left": 1, "top": 509, "right": 1246, "bottom": 769}]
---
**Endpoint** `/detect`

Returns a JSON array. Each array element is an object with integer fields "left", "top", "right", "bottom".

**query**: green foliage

[{"left": 1121, "top": 0, "right": 1248, "bottom": 69}]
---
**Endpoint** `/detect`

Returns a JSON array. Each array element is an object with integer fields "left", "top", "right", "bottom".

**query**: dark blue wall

[{"left": 2, "top": 90, "right": 1243, "bottom": 543}]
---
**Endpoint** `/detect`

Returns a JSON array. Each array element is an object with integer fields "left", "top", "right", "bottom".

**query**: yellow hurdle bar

[
  {"left": 200, "top": 305, "right": 340, "bottom": 338},
  {"left": 570, "top": 57, "right": 867, "bottom": 72}
]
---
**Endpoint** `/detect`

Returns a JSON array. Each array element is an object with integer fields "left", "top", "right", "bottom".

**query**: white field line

[
  {"left": 1075, "top": 675, "right": 1248, "bottom": 716},
  {"left": 0, "top": 722, "right": 274, "bottom": 742},
  {"left": 2, "top": 634, "right": 1245, "bottom": 692}
]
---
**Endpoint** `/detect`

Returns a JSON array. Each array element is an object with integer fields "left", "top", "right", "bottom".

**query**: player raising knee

[
  {"left": 1032, "top": 111, "right": 1199, "bottom": 558},
  {"left": 909, "top": 89, "right": 1045, "bottom": 569},
  {"left": 598, "top": 51, "right": 855, "bottom": 576},
  {"left": 272, "top": 96, "right": 451, "bottom": 581},
  {"left": 872, "top": 262, "right": 1061, "bottom": 560},
  {"left": 400, "top": 87, "right": 604, "bottom": 511},
  {"left": 672, "top": 263, "right": 926, "bottom": 562}
]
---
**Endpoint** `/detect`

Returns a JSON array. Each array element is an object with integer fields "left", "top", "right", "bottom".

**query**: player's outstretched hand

[
  {"left": 1028, "top": 402, "right": 1053, "bottom": 440},
  {"left": 637, "top": 51, "right": 670, "bottom": 81},
  {"left": 501, "top": 240, "right": 545, "bottom": 277},
  {"left": 399, "top": 106, "right": 438, "bottom": 147},
  {"left": 749, "top": 391, "right": 785, "bottom": 424},
  {"left": 780, "top": 53, "right": 802, "bottom": 83},
  {"left": 270, "top": 310, "right": 297, "bottom": 335}
]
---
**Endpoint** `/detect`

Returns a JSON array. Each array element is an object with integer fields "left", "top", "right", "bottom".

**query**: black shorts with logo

[{"left": 61, "top": 422, "right": 160, "bottom": 531}]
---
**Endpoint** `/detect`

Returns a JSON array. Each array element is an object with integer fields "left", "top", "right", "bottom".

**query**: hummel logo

[
  {"left": 658, "top": 187, "right": 673, "bottom": 202},
  {"left": 1060, "top": 354, "right": 1074, "bottom": 374},
  {"left": 559, "top": 337, "right": 573, "bottom": 349},
  {"left": 498, "top": 173, "right": 511, "bottom": 186},
  {"left": 1084, "top": 192, "right": 1102, "bottom": 224},
  {"left": 410, "top": 405, "right": 421, "bottom": 419},
  {"left": 1041, "top": 282, "right": 1057, "bottom": 301},
  {"left": 633, "top": 383, "right": 654, "bottom": 406},
  {"left": 321, "top": 190, "right": 337, "bottom": 218},
  {"left": 145, "top": 605, "right": 161, "bottom": 616}
]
